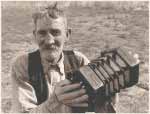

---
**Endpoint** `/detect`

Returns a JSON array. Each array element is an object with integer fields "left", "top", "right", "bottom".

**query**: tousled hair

[{"left": 32, "top": 2, "right": 68, "bottom": 32}]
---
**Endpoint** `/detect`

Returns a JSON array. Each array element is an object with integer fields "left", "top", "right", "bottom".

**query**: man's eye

[
  {"left": 50, "top": 29, "right": 61, "bottom": 36},
  {"left": 38, "top": 30, "right": 47, "bottom": 36}
]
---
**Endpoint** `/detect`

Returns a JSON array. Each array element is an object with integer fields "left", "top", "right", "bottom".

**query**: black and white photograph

[{"left": 1, "top": 1, "right": 149, "bottom": 113}]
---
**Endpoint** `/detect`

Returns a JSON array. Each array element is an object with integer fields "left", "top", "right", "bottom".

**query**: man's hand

[
  {"left": 129, "top": 51, "right": 140, "bottom": 64},
  {"left": 54, "top": 79, "right": 88, "bottom": 107}
]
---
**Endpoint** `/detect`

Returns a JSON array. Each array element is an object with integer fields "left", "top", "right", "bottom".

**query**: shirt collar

[{"left": 57, "top": 52, "right": 64, "bottom": 75}]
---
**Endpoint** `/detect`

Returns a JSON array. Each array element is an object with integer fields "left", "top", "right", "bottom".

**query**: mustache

[
  {"left": 44, "top": 43, "right": 60, "bottom": 50},
  {"left": 44, "top": 44, "right": 57, "bottom": 50},
  {"left": 39, "top": 40, "right": 60, "bottom": 50}
]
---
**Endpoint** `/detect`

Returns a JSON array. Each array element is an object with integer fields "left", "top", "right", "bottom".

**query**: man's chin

[{"left": 42, "top": 49, "right": 61, "bottom": 61}]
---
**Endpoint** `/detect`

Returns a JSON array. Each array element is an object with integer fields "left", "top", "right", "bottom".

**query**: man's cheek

[
  {"left": 54, "top": 40, "right": 61, "bottom": 47},
  {"left": 56, "top": 37, "right": 65, "bottom": 45},
  {"left": 38, "top": 39, "right": 45, "bottom": 47}
]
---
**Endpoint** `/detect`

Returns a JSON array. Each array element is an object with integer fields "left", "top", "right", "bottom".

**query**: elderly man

[{"left": 11, "top": 4, "right": 117, "bottom": 113}]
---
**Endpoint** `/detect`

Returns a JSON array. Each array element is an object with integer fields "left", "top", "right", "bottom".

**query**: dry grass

[{"left": 1, "top": 1, "right": 149, "bottom": 113}]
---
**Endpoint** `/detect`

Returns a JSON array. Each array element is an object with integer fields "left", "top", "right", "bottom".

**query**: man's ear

[{"left": 66, "top": 28, "right": 71, "bottom": 41}]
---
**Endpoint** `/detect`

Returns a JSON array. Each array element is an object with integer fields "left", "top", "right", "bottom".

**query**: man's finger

[
  {"left": 69, "top": 103, "right": 88, "bottom": 107},
  {"left": 128, "top": 51, "right": 140, "bottom": 64},
  {"left": 62, "top": 83, "right": 81, "bottom": 93},
  {"left": 63, "top": 94, "right": 88, "bottom": 104},
  {"left": 133, "top": 53, "right": 139, "bottom": 59},
  {"left": 59, "top": 89, "right": 86, "bottom": 101},
  {"left": 133, "top": 53, "right": 140, "bottom": 64},
  {"left": 57, "top": 79, "right": 71, "bottom": 86}
]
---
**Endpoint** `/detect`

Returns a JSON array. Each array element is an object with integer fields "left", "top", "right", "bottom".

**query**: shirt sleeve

[{"left": 10, "top": 54, "right": 62, "bottom": 113}]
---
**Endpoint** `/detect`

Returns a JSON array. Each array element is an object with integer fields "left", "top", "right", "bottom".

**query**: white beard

[{"left": 40, "top": 48, "right": 62, "bottom": 64}]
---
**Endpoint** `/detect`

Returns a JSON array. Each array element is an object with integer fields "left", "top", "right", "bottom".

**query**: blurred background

[{"left": 1, "top": 1, "right": 149, "bottom": 113}]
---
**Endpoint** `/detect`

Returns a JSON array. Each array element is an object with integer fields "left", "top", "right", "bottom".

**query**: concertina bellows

[{"left": 66, "top": 47, "right": 139, "bottom": 110}]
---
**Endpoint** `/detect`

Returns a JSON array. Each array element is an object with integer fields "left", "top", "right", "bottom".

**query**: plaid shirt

[{"left": 10, "top": 50, "right": 118, "bottom": 113}]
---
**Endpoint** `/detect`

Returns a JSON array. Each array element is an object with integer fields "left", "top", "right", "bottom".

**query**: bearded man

[{"left": 11, "top": 4, "right": 117, "bottom": 113}]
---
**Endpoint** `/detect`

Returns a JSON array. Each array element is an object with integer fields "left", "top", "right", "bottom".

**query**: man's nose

[{"left": 47, "top": 32, "right": 55, "bottom": 44}]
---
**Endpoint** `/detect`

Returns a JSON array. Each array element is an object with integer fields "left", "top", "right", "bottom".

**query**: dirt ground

[{"left": 1, "top": 1, "right": 149, "bottom": 113}]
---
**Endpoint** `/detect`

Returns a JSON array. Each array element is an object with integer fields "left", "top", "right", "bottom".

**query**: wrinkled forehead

[{"left": 36, "top": 15, "right": 66, "bottom": 31}]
